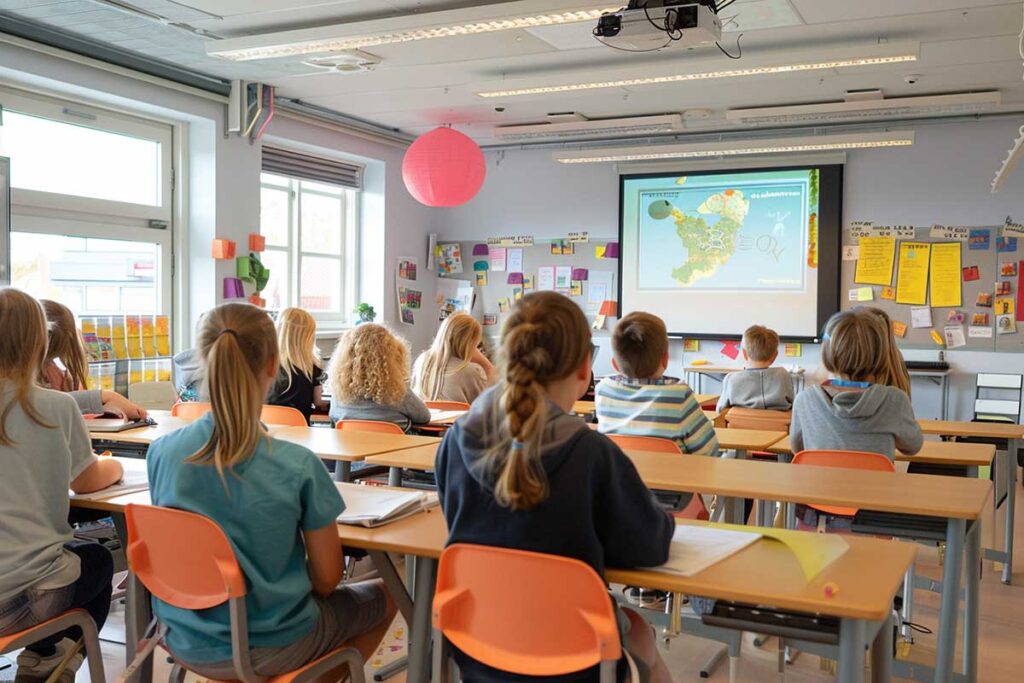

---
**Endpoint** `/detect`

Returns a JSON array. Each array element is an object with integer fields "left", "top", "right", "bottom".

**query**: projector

[{"left": 595, "top": 1, "right": 722, "bottom": 51}]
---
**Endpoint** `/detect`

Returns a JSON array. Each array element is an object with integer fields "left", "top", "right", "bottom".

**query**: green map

[{"left": 668, "top": 189, "right": 751, "bottom": 286}]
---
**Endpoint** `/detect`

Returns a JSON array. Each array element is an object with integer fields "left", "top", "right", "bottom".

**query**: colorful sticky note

[
  {"left": 248, "top": 233, "right": 266, "bottom": 252},
  {"left": 513, "top": 286, "right": 523, "bottom": 301},
  {"left": 473, "top": 260, "right": 489, "bottom": 271},
  {"left": 497, "top": 298, "right": 511, "bottom": 313},
  {"left": 248, "top": 294, "right": 266, "bottom": 308},
  {"left": 721, "top": 340, "right": 740, "bottom": 361},
  {"left": 223, "top": 277, "right": 245, "bottom": 299},
  {"left": 997, "top": 236, "right": 1018, "bottom": 253},
  {"left": 963, "top": 266, "right": 980, "bottom": 282},
  {"left": 475, "top": 272, "right": 488, "bottom": 286},
  {"left": 856, "top": 287, "right": 874, "bottom": 302},
  {"left": 598, "top": 300, "right": 618, "bottom": 317},
  {"left": 237, "top": 256, "right": 254, "bottom": 282},
  {"left": 682, "top": 339, "right": 700, "bottom": 353},
  {"left": 523, "top": 275, "right": 534, "bottom": 290},
  {"left": 604, "top": 242, "right": 620, "bottom": 259},
  {"left": 784, "top": 343, "right": 802, "bottom": 357},
  {"left": 472, "top": 243, "right": 489, "bottom": 256},
  {"left": 969, "top": 229, "right": 990, "bottom": 250},
  {"left": 880, "top": 286, "right": 896, "bottom": 300},
  {"left": 595, "top": 245, "right": 607, "bottom": 259},
  {"left": 550, "top": 240, "right": 564, "bottom": 255},
  {"left": 930, "top": 329, "right": 946, "bottom": 346},
  {"left": 570, "top": 280, "right": 583, "bottom": 297},
  {"left": 996, "top": 297, "right": 1015, "bottom": 316},
  {"left": 571, "top": 268, "right": 589, "bottom": 281},
  {"left": 507, "top": 272, "right": 524, "bottom": 285},
  {"left": 892, "top": 320, "right": 907, "bottom": 338},
  {"left": 212, "top": 238, "right": 236, "bottom": 260}
]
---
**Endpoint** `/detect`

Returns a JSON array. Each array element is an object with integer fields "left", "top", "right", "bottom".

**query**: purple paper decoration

[
  {"left": 604, "top": 242, "right": 620, "bottom": 259},
  {"left": 223, "top": 277, "right": 245, "bottom": 299},
  {"left": 507, "top": 272, "right": 524, "bottom": 285},
  {"left": 472, "top": 243, "right": 490, "bottom": 256},
  {"left": 572, "top": 268, "right": 589, "bottom": 281}
]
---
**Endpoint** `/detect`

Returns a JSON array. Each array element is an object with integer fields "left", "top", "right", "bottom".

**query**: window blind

[{"left": 262, "top": 146, "right": 363, "bottom": 190}]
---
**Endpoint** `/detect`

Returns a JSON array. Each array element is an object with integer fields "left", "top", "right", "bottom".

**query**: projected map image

[{"left": 634, "top": 169, "right": 818, "bottom": 291}]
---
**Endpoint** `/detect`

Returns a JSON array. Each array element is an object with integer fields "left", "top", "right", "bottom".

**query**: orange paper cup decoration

[
  {"left": 212, "top": 238, "right": 237, "bottom": 260},
  {"left": 248, "top": 294, "right": 267, "bottom": 308},
  {"left": 249, "top": 233, "right": 266, "bottom": 252}
]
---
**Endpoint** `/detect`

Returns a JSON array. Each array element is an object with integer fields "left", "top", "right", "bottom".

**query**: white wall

[{"left": 438, "top": 119, "right": 1024, "bottom": 420}]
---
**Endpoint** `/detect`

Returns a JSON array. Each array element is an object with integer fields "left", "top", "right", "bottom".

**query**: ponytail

[
  {"left": 187, "top": 303, "right": 277, "bottom": 482},
  {"left": 0, "top": 288, "right": 55, "bottom": 445},
  {"left": 484, "top": 292, "right": 590, "bottom": 511}
]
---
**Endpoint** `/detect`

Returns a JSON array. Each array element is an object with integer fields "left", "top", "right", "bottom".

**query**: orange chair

[
  {"left": 260, "top": 405, "right": 308, "bottom": 427},
  {"left": 170, "top": 402, "right": 211, "bottom": 419},
  {"left": 792, "top": 450, "right": 895, "bottom": 517},
  {"left": 0, "top": 612, "right": 106, "bottom": 683},
  {"left": 606, "top": 435, "right": 709, "bottom": 520},
  {"left": 335, "top": 419, "right": 404, "bottom": 434},
  {"left": 432, "top": 544, "right": 634, "bottom": 683},
  {"left": 124, "top": 504, "right": 367, "bottom": 683},
  {"left": 425, "top": 400, "right": 471, "bottom": 411}
]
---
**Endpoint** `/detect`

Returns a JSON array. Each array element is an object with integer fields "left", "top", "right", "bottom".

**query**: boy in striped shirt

[{"left": 596, "top": 312, "right": 719, "bottom": 456}]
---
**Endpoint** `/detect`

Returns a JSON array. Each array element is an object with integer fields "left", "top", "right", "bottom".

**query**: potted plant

[{"left": 354, "top": 303, "right": 376, "bottom": 324}]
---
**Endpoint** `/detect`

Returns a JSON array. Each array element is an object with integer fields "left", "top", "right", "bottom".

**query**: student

[
  {"left": 596, "top": 312, "right": 719, "bottom": 456},
  {"left": 268, "top": 307, "right": 326, "bottom": 423},
  {"left": 146, "top": 303, "right": 393, "bottom": 678},
  {"left": 411, "top": 312, "right": 494, "bottom": 404},
  {"left": 326, "top": 323, "right": 430, "bottom": 432},
  {"left": 863, "top": 307, "right": 912, "bottom": 396},
  {"left": 716, "top": 325, "right": 794, "bottom": 412},
  {"left": 173, "top": 314, "right": 206, "bottom": 403},
  {"left": 0, "top": 288, "right": 123, "bottom": 683},
  {"left": 435, "top": 292, "right": 674, "bottom": 682},
  {"left": 790, "top": 308, "right": 923, "bottom": 460}
]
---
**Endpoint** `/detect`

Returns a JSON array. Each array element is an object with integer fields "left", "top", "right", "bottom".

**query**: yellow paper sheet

[
  {"left": 707, "top": 522, "right": 850, "bottom": 581},
  {"left": 929, "top": 242, "right": 962, "bottom": 308},
  {"left": 855, "top": 237, "right": 896, "bottom": 286},
  {"left": 930, "top": 329, "right": 945, "bottom": 346},
  {"left": 895, "top": 242, "right": 931, "bottom": 305},
  {"left": 856, "top": 287, "right": 874, "bottom": 302},
  {"left": 892, "top": 321, "right": 908, "bottom": 338}
]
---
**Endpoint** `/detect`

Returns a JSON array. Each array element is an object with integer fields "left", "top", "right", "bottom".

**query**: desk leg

[
  {"left": 963, "top": 521, "right": 980, "bottom": 683},
  {"left": 125, "top": 573, "right": 152, "bottom": 683},
  {"left": 871, "top": 614, "right": 894, "bottom": 683},
  {"left": 941, "top": 375, "right": 949, "bottom": 422},
  {"left": 935, "top": 518, "right": 965, "bottom": 683},
  {"left": 368, "top": 551, "right": 414, "bottom": 625},
  {"left": 837, "top": 618, "right": 866, "bottom": 683},
  {"left": 1003, "top": 438, "right": 1016, "bottom": 585},
  {"left": 334, "top": 461, "right": 351, "bottom": 483},
  {"left": 388, "top": 466, "right": 403, "bottom": 487},
  {"left": 406, "top": 557, "right": 437, "bottom": 683}
]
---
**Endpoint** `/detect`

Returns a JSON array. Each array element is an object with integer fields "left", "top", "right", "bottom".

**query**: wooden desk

[
  {"left": 767, "top": 437, "right": 996, "bottom": 469},
  {"left": 270, "top": 427, "right": 440, "bottom": 482},
  {"left": 713, "top": 428, "right": 787, "bottom": 456},
  {"left": 89, "top": 411, "right": 192, "bottom": 445},
  {"left": 571, "top": 400, "right": 595, "bottom": 416},
  {"left": 919, "top": 419, "right": 1023, "bottom": 587},
  {"left": 686, "top": 366, "right": 806, "bottom": 397},
  {"left": 365, "top": 444, "right": 439, "bottom": 486}
]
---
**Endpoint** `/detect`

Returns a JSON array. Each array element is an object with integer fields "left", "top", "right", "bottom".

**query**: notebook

[
  {"left": 83, "top": 413, "right": 157, "bottom": 433},
  {"left": 654, "top": 524, "right": 762, "bottom": 577},
  {"left": 336, "top": 485, "right": 439, "bottom": 528},
  {"left": 72, "top": 457, "right": 150, "bottom": 500}
]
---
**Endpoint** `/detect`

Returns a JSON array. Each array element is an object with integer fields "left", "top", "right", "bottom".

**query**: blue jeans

[{"left": 0, "top": 541, "right": 113, "bottom": 655}]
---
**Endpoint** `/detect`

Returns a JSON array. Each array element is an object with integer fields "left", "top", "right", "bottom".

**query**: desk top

[
  {"left": 272, "top": 428, "right": 440, "bottom": 461},
  {"left": 713, "top": 428, "right": 788, "bottom": 451},
  {"left": 89, "top": 411, "right": 191, "bottom": 444},
  {"left": 918, "top": 419, "right": 1024, "bottom": 439},
  {"left": 365, "top": 444, "right": 439, "bottom": 470},
  {"left": 767, "top": 437, "right": 996, "bottom": 468},
  {"left": 626, "top": 449, "right": 991, "bottom": 520}
]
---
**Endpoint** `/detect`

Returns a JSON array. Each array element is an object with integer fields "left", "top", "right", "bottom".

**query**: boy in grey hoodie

[{"left": 717, "top": 325, "right": 794, "bottom": 413}]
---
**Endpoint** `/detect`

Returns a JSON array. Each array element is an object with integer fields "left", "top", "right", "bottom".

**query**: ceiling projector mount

[{"left": 594, "top": 1, "right": 739, "bottom": 56}]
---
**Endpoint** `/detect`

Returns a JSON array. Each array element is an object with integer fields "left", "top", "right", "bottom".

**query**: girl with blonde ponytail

[
  {"left": 434, "top": 291, "right": 674, "bottom": 682},
  {"left": 411, "top": 312, "right": 494, "bottom": 404},
  {"left": 146, "top": 303, "right": 393, "bottom": 678}
]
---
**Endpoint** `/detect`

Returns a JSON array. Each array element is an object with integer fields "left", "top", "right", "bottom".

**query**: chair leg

[
  {"left": 169, "top": 664, "right": 186, "bottom": 683},
  {"left": 901, "top": 565, "right": 915, "bottom": 644},
  {"left": 74, "top": 613, "right": 106, "bottom": 683}
]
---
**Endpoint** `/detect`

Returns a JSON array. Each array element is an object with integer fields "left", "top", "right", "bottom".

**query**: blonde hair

[
  {"left": 328, "top": 324, "right": 410, "bottom": 407},
  {"left": 276, "top": 308, "right": 321, "bottom": 391},
  {"left": 484, "top": 292, "right": 591, "bottom": 511},
  {"left": 413, "top": 313, "right": 481, "bottom": 400},
  {"left": 743, "top": 325, "right": 780, "bottom": 363},
  {"left": 611, "top": 312, "right": 668, "bottom": 379},
  {"left": 0, "top": 288, "right": 54, "bottom": 445},
  {"left": 862, "top": 307, "right": 911, "bottom": 396},
  {"left": 187, "top": 303, "right": 277, "bottom": 481},
  {"left": 822, "top": 309, "right": 891, "bottom": 384},
  {"left": 41, "top": 299, "right": 89, "bottom": 392}
]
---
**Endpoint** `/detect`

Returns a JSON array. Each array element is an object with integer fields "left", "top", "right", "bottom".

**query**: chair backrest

[
  {"left": 792, "top": 450, "right": 895, "bottom": 517},
  {"left": 128, "top": 381, "right": 179, "bottom": 411},
  {"left": 607, "top": 434, "right": 682, "bottom": 455},
  {"left": 335, "top": 419, "right": 404, "bottom": 434},
  {"left": 425, "top": 401, "right": 471, "bottom": 411},
  {"left": 725, "top": 408, "right": 792, "bottom": 432},
  {"left": 171, "top": 401, "right": 212, "bottom": 420},
  {"left": 260, "top": 405, "right": 308, "bottom": 426},
  {"left": 433, "top": 544, "right": 621, "bottom": 677},
  {"left": 124, "top": 504, "right": 245, "bottom": 610}
]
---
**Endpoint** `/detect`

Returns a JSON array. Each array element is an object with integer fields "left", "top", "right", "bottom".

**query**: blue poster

[
  {"left": 997, "top": 236, "right": 1018, "bottom": 253},
  {"left": 969, "top": 229, "right": 990, "bottom": 250}
]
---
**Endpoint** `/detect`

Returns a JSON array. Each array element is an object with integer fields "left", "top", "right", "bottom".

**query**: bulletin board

[
  {"left": 839, "top": 225, "right": 1024, "bottom": 352},
  {"left": 437, "top": 238, "right": 621, "bottom": 339}
]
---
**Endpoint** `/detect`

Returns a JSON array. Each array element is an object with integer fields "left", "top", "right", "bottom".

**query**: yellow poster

[
  {"left": 895, "top": 242, "right": 931, "bottom": 305},
  {"left": 855, "top": 237, "right": 896, "bottom": 286},
  {"left": 929, "top": 242, "right": 962, "bottom": 308}
]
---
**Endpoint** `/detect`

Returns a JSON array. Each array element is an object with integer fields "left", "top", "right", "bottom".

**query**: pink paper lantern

[{"left": 403, "top": 127, "right": 486, "bottom": 207}]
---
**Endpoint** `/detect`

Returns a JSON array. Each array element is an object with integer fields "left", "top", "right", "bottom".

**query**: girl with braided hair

[{"left": 434, "top": 291, "right": 674, "bottom": 682}]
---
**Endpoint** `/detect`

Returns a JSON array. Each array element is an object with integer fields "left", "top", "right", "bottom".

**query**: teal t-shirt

[{"left": 147, "top": 413, "right": 344, "bottom": 664}]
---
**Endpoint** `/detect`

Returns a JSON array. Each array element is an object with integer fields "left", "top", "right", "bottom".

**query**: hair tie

[
  {"left": 218, "top": 329, "right": 239, "bottom": 340},
  {"left": 511, "top": 439, "right": 526, "bottom": 451}
]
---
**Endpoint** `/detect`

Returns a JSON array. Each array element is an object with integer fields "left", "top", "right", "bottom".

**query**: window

[
  {"left": 260, "top": 171, "right": 358, "bottom": 322},
  {"left": 0, "top": 87, "right": 173, "bottom": 322}
]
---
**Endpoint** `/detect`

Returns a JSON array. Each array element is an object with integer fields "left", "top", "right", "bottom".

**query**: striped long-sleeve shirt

[{"left": 595, "top": 375, "right": 720, "bottom": 456}]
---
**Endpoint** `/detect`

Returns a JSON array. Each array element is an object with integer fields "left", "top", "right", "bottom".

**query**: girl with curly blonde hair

[{"left": 326, "top": 323, "right": 430, "bottom": 432}]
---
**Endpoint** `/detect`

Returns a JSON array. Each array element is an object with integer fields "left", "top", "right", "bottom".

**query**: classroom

[{"left": 1, "top": 1, "right": 1023, "bottom": 682}]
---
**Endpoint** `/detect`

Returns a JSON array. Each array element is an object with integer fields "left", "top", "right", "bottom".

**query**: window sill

[{"left": 316, "top": 326, "right": 354, "bottom": 339}]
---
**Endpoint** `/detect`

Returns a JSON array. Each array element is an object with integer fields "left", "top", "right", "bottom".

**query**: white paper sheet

[
  {"left": 71, "top": 458, "right": 150, "bottom": 500},
  {"left": 653, "top": 525, "right": 762, "bottom": 577},
  {"left": 943, "top": 325, "right": 967, "bottom": 349},
  {"left": 507, "top": 248, "right": 523, "bottom": 273},
  {"left": 555, "top": 265, "right": 572, "bottom": 290},
  {"left": 537, "top": 266, "right": 555, "bottom": 291},
  {"left": 910, "top": 306, "right": 933, "bottom": 329},
  {"left": 489, "top": 247, "right": 507, "bottom": 272}
]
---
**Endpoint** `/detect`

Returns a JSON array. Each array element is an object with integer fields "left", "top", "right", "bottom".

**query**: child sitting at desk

[
  {"left": 435, "top": 292, "right": 673, "bottom": 682},
  {"left": 268, "top": 307, "right": 326, "bottom": 424},
  {"left": 326, "top": 323, "right": 430, "bottom": 432},
  {"left": 412, "top": 312, "right": 494, "bottom": 405},
  {"left": 716, "top": 325, "right": 794, "bottom": 413},
  {"left": 0, "top": 288, "right": 123, "bottom": 683},
  {"left": 595, "top": 311, "right": 719, "bottom": 456},
  {"left": 146, "top": 303, "right": 392, "bottom": 678}
]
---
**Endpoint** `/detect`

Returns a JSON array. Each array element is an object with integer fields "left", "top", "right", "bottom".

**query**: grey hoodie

[
  {"left": 790, "top": 383, "right": 924, "bottom": 460},
  {"left": 172, "top": 349, "right": 205, "bottom": 400}
]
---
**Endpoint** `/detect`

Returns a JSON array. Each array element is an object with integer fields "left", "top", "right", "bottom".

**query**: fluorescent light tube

[{"left": 552, "top": 131, "right": 915, "bottom": 164}]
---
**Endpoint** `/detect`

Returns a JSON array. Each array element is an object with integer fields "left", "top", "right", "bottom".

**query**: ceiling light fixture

[
  {"left": 209, "top": 5, "right": 620, "bottom": 61},
  {"left": 494, "top": 114, "right": 684, "bottom": 141},
  {"left": 552, "top": 131, "right": 915, "bottom": 164},
  {"left": 727, "top": 91, "right": 1002, "bottom": 126},
  {"left": 478, "top": 53, "right": 918, "bottom": 98}
]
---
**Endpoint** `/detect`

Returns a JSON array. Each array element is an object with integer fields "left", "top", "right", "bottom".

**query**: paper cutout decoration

[
  {"left": 971, "top": 313, "right": 990, "bottom": 326},
  {"left": 248, "top": 294, "right": 266, "bottom": 308},
  {"left": 963, "top": 266, "right": 980, "bottom": 282},
  {"left": 223, "top": 277, "right": 245, "bottom": 299},
  {"left": 598, "top": 300, "right": 618, "bottom": 317},
  {"left": 604, "top": 242, "right": 620, "bottom": 259},
  {"left": 969, "top": 229, "right": 991, "bottom": 250},
  {"left": 977, "top": 291, "right": 994, "bottom": 307},
  {"left": 995, "top": 280, "right": 1012, "bottom": 296},
  {"left": 855, "top": 237, "right": 896, "bottom": 286},
  {"left": 997, "top": 314, "right": 1017, "bottom": 334},
  {"left": 248, "top": 233, "right": 266, "bottom": 252},
  {"left": 683, "top": 339, "right": 700, "bottom": 353},
  {"left": 472, "top": 244, "right": 489, "bottom": 256},
  {"left": 996, "top": 297, "right": 1015, "bottom": 316},
  {"left": 929, "top": 242, "right": 962, "bottom": 308},
  {"left": 550, "top": 240, "right": 565, "bottom": 255},
  {"left": 570, "top": 281, "right": 583, "bottom": 297},
  {"left": 523, "top": 275, "right": 534, "bottom": 290},
  {"left": 1001, "top": 261, "right": 1018, "bottom": 277},
  {"left": 784, "top": 343, "right": 802, "bottom": 358},
  {"left": 473, "top": 260, "right": 489, "bottom": 271},
  {"left": 595, "top": 245, "right": 607, "bottom": 259},
  {"left": 507, "top": 273, "right": 524, "bottom": 285},
  {"left": 721, "top": 340, "right": 741, "bottom": 361},
  {"left": 880, "top": 286, "right": 896, "bottom": 300},
  {"left": 513, "top": 286, "right": 524, "bottom": 301},
  {"left": 572, "top": 268, "right": 589, "bottom": 281},
  {"left": 237, "top": 256, "right": 254, "bottom": 282},
  {"left": 483, "top": 314, "right": 497, "bottom": 326},
  {"left": 946, "top": 310, "right": 965, "bottom": 325},
  {"left": 997, "top": 236, "right": 1018, "bottom": 253},
  {"left": 212, "top": 239, "right": 236, "bottom": 260},
  {"left": 910, "top": 306, "right": 932, "bottom": 329},
  {"left": 497, "top": 298, "right": 511, "bottom": 313},
  {"left": 475, "top": 272, "right": 487, "bottom": 286},
  {"left": 930, "top": 329, "right": 945, "bottom": 346},
  {"left": 892, "top": 321, "right": 908, "bottom": 338}
]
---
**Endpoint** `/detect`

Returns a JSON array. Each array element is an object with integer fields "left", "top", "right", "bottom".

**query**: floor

[{"left": 3, "top": 483, "right": 1021, "bottom": 683}]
